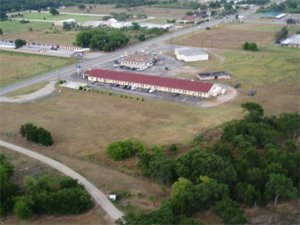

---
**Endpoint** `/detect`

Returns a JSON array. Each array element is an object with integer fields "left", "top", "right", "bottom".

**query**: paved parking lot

[{"left": 68, "top": 74, "right": 205, "bottom": 106}]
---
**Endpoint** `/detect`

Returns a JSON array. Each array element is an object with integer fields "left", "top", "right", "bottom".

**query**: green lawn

[
  {"left": 0, "top": 50, "right": 76, "bottom": 87},
  {"left": 0, "top": 20, "right": 51, "bottom": 33},
  {"left": 23, "top": 12, "right": 103, "bottom": 22}
]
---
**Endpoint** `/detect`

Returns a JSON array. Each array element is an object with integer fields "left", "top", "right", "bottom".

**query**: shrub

[
  {"left": 19, "top": 123, "right": 53, "bottom": 146},
  {"left": 14, "top": 199, "right": 32, "bottom": 220},
  {"left": 106, "top": 140, "right": 145, "bottom": 160}
]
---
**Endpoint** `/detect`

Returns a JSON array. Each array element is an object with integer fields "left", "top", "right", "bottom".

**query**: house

[
  {"left": 281, "top": 34, "right": 300, "bottom": 48},
  {"left": 84, "top": 69, "right": 224, "bottom": 98},
  {"left": 197, "top": 71, "right": 231, "bottom": 80},
  {"left": 175, "top": 47, "right": 209, "bottom": 62}
]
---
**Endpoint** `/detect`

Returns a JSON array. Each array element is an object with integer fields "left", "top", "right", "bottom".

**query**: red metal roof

[{"left": 85, "top": 69, "right": 213, "bottom": 93}]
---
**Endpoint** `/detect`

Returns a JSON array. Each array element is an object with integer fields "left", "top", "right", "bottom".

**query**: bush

[
  {"left": 14, "top": 199, "right": 32, "bottom": 220},
  {"left": 106, "top": 140, "right": 145, "bottom": 160},
  {"left": 242, "top": 42, "right": 258, "bottom": 51},
  {"left": 19, "top": 123, "right": 53, "bottom": 146}
]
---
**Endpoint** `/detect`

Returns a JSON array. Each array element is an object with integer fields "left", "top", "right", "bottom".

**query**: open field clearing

[
  {"left": 0, "top": 51, "right": 75, "bottom": 87},
  {"left": 1, "top": 148, "right": 110, "bottom": 225},
  {"left": 171, "top": 23, "right": 285, "bottom": 50},
  {"left": 22, "top": 12, "right": 103, "bottom": 22},
  {"left": 62, "top": 4, "right": 188, "bottom": 18},
  {"left": 0, "top": 20, "right": 78, "bottom": 45}
]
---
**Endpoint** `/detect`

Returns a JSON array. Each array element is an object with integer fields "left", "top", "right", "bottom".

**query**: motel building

[{"left": 84, "top": 69, "right": 224, "bottom": 98}]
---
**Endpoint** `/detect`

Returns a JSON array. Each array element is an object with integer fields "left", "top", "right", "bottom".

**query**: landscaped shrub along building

[{"left": 84, "top": 69, "right": 224, "bottom": 98}]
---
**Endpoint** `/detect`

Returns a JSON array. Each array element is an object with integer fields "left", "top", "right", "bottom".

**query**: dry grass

[
  {"left": 171, "top": 23, "right": 284, "bottom": 50},
  {"left": 5, "top": 82, "right": 48, "bottom": 97},
  {"left": 62, "top": 4, "right": 188, "bottom": 18},
  {"left": 0, "top": 51, "right": 75, "bottom": 87}
]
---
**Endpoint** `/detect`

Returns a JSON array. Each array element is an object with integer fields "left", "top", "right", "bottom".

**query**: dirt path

[
  {"left": 0, "top": 140, "right": 123, "bottom": 221},
  {"left": 0, "top": 81, "right": 56, "bottom": 103},
  {"left": 202, "top": 86, "right": 238, "bottom": 108}
]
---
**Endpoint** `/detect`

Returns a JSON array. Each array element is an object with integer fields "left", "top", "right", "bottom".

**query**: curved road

[{"left": 0, "top": 140, "right": 124, "bottom": 221}]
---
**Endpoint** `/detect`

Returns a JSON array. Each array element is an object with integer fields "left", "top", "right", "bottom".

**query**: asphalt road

[{"left": 0, "top": 140, "right": 124, "bottom": 221}]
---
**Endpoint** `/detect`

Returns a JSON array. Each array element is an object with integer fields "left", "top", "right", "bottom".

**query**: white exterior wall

[
  {"left": 175, "top": 52, "right": 208, "bottom": 62},
  {"left": 86, "top": 75, "right": 211, "bottom": 98}
]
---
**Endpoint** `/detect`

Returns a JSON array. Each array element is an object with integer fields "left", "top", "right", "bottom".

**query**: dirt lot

[
  {"left": 1, "top": 148, "right": 111, "bottom": 225},
  {"left": 172, "top": 23, "right": 284, "bottom": 50}
]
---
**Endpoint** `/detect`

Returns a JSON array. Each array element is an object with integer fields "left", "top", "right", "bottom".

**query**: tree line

[
  {"left": 108, "top": 102, "right": 300, "bottom": 225},
  {"left": 0, "top": 154, "right": 94, "bottom": 219}
]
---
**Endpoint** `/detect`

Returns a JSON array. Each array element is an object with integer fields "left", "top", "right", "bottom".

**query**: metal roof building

[
  {"left": 281, "top": 34, "right": 300, "bottom": 48},
  {"left": 84, "top": 69, "right": 223, "bottom": 98},
  {"left": 175, "top": 47, "right": 209, "bottom": 62}
]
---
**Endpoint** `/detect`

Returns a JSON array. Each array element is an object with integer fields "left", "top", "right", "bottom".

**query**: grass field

[
  {"left": 62, "top": 4, "right": 188, "bottom": 18},
  {"left": 23, "top": 12, "right": 103, "bottom": 22},
  {"left": 0, "top": 20, "right": 78, "bottom": 45},
  {"left": 171, "top": 23, "right": 285, "bottom": 50},
  {"left": 0, "top": 51, "right": 75, "bottom": 87}
]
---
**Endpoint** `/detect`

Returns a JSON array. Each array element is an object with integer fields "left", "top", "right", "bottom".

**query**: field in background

[
  {"left": 0, "top": 20, "right": 78, "bottom": 45},
  {"left": 22, "top": 12, "right": 103, "bottom": 22},
  {"left": 0, "top": 51, "right": 75, "bottom": 87},
  {"left": 61, "top": 4, "right": 188, "bottom": 24},
  {"left": 5, "top": 82, "right": 48, "bottom": 97},
  {"left": 171, "top": 23, "right": 284, "bottom": 50}
]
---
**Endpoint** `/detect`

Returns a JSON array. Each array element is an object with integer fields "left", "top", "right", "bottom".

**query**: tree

[
  {"left": 132, "top": 22, "right": 141, "bottom": 30},
  {"left": 0, "top": 11, "right": 8, "bottom": 21},
  {"left": 212, "top": 198, "right": 247, "bottom": 225},
  {"left": 175, "top": 149, "right": 237, "bottom": 184},
  {"left": 49, "top": 7, "right": 59, "bottom": 16},
  {"left": 0, "top": 28, "right": 3, "bottom": 35},
  {"left": 14, "top": 198, "right": 32, "bottom": 220},
  {"left": 19, "top": 123, "right": 53, "bottom": 146},
  {"left": 138, "top": 34, "right": 146, "bottom": 41},
  {"left": 275, "top": 27, "right": 288, "bottom": 43},
  {"left": 147, "top": 157, "right": 177, "bottom": 184},
  {"left": 14, "top": 39, "right": 26, "bottom": 49},
  {"left": 277, "top": 112, "right": 300, "bottom": 141},
  {"left": 265, "top": 173, "right": 297, "bottom": 207},
  {"left": 241, "top": 102, "right": 264, "bottom": 122},
  {"left": 169, "top": 144, "right": 178, "bottom": 152},
  {"left": 78, "top": 4, "right": 86, "bottom": 10},
  {"left": 242, "top": 42, "right": 249, "bottom": 50},
  {"left": 106, "top": 140, "right": 144, "bottom": 160},
  {"left": 171, "top": 177, "right": 196, "bottom": 215}
]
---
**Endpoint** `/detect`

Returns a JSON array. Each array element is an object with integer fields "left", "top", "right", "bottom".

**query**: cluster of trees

[
  {"left": 0, "top": 154, "right": 94, "bottom": 220},
  {"left": 49, "top": 7, "right": 59, "bottom": 16},
  {"left": 275, "top": 27, "right": 289, "bottom": 43},
  {"left": 75, "top": 28, "right": 129, "bottom": 51},
  {"left": 0, "top": 11, "right": 8, "bottom": 21},
  {"left": 242, "top": 42, "right": 259, "bottom": 51},
  {"left": 106, "top": 140, "right": 145, "bottom": 160},
  {"left": 259, "top": 0, "right": 300, "bottom": 14},
  {"left": 111, "top": 12, "right": 133, "bottom": 21},
  {"left": 239, "top": 0, "right": 270, "bottom": 5},
  {"left": 114, "top": 102, "right": 300, "bottom": 224},
  {"left": 20, "top": 123, "right": 53, "bottom": 146}
]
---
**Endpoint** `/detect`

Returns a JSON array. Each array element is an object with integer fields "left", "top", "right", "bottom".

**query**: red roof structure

[{"left": 85, "top": 69, "right": 213, "bottom": 93}]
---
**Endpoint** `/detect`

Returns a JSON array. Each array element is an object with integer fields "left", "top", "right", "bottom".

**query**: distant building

[
  {"left": 175, "top": 47, "right": 209, "bottom": 62},
  {"left": 54, "top": 19, "right": 76, "bottom": 26},
  {"left": 281, "top": 34, "right": 300, "bottom": 48},
  {"left": 261, "top": 12, "right": 286, "bottom": 19},
  {"left": 119, "top": 53, "right": 157, "bottom": 71},
  {"left": 197, "top": 71, "right": 231, "bottom": 80},
  {"left": 177, "top": 15, "right": 201, "bottom": 24},
  {"left": 84, "top": 69, "right": 224, "bottom": 98}
]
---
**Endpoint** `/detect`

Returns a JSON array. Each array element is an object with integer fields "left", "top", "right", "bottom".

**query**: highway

[
  {"left": 0, "top": 5, "right": 260, "bottom": 96},
  {"left": 0, "top": 140, "right": 124, "bottom": 221}
]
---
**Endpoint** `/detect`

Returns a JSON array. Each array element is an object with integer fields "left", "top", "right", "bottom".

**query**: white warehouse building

[{"left": 175, "top": 47, "right": 209, "bottom": 62}]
